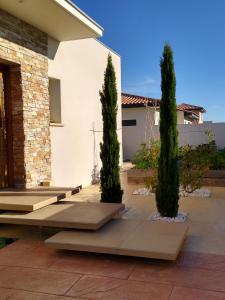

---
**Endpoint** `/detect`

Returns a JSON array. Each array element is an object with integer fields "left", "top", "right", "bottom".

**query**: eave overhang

[{"left": 0, "top": 0, "right": 103, "bottom": 41}]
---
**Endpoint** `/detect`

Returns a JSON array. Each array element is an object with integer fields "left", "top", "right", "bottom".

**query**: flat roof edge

[
  {"left": 54, "top": 0, "right": 104, "bottom": 36},
  {"left": 95, "top": 39, "right": 121, "bottom": 58},
  {"left": 65, "top": 0, "right": 104, "bottom": 31}
]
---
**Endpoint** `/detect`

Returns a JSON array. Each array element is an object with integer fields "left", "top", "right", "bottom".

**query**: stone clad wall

[{"left": 0, "top": 8, "right": 51, "bottom": 187}]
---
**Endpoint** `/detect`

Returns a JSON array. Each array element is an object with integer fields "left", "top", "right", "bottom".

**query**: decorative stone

[{"left": 0, "top": 8, "right": 51, "bottom": 188}]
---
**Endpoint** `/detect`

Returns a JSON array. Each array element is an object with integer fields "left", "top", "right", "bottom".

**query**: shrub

[
  {"left": 145, "top": 169, "right": 158, "bottom": 192},
  {"left": 156, "top": 43, "right": 179, "bottom": 218},
  {"left": 179, "top": 145, "right": 209, "bottom": 193},
  {"left": 100, "top": 54, "right": 123, "bottom": 203},
  {"left": 209, "top": 150, "right": 225, "bottom": 170},
  {"left": 132, "top": 141, "right": 160, "bottom": 170}
]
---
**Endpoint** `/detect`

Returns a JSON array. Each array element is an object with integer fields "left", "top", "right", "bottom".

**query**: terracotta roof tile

[
  {"left": 122, "top": 93, "right": 206, "bottom": 113},
  {"left": 177, "top": 103, "right": 205, "bottom": 112},
  {"left": 122, "top": 93, "right": 160, "bottom": 107}
]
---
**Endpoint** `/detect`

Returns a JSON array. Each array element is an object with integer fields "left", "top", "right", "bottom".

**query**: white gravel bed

[
  {"left": 133, "top": 187, "right": 211, "bottom": 197},
  {"left": 150, "top": 211, "right": 188, "bottom": 222}
]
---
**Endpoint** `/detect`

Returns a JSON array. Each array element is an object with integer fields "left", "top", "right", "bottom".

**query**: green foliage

[
  {"left": 145, "top": 169, "right": 158, "bottom": 193},
  {"left": 156, "top": 43, "right": 179, "bottom": 218},
  {"left": 209, "top": 149, "right": 225, "bottom": 170},
  {"left": 179, "top": 141, "right": 225, "bottom": 193},
  {"left": 205, "top": 129, "right": 215, "bottom": 144},
  {"left": 132, "top": 141, "right": 160, "bottom": 169},
  {"left": 100, "top": 54, "right": 123, "bottom": 203},
  {"left": 202, "top": 130, "right": 225, "bottom": 169},
  {"left": 179, "top": 145, "right": 209, "bottom": 193},
  {"left": 205, "top": 141, "right": 225, "bottom": 170}
]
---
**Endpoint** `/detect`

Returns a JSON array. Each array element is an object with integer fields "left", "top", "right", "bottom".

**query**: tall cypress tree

[
  {"left": 100, "top": 54, "right": 123, "bottom": 203},
  {"left": 156, "top": 44, "right": 179, "bottom": 217}
]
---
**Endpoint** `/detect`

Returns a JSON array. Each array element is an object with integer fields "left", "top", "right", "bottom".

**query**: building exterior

[
  {"left": 0, "top": 0, "right": 122, "bottom": 188},
  {"left": 122, "top": 93, "right": 206, "bottom": 160},
  {"left": 122, "top": 93, "right": 205, "bottom": 126}
]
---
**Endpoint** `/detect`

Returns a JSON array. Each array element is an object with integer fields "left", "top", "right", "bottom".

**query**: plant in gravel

[
  {"left": 156, "top": 43, "right": 179, "bottom": 218},
  {"left": 205, "top": 129, "right": 215, "bottom": 144},
  {"left": 179, "top": 145, "right": 209, "bottom": 193},
  {"left": 145, "top": 169, "right": 158, "bottom": 192},
  {"left": 132, "top": 141, "right": 160, "bottom": 169},
  {"left": 209, "top": 149, "right": 225, "bottom": 170},
  {"left": 100, "top": 54, "right": 123, "bottom": 203}
]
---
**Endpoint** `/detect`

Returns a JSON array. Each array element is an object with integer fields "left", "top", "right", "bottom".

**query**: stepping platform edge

[{"left": 45, "top": 219, "right": 189, "bottom": 261}]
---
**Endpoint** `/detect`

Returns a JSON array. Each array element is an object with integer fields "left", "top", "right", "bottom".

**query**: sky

[{"left": 73, "top": 0, "right": 225, "bottom": 122}]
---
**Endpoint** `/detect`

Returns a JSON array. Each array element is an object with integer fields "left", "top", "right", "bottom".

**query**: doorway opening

[{"left": 0, "top": 64, "right": 13, "bottom": 188}]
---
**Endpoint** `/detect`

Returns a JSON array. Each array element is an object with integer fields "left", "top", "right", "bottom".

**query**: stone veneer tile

[{"left": 0, "top": 8, "right": 51, "bottom": 187}]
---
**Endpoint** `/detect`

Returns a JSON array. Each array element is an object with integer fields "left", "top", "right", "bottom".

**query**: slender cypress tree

[
  {"left": 156, "top": 44, "right": 179, "bottom": 217},
  {"left": 100, "top": 54, "right": 123, "bottom": 203}
]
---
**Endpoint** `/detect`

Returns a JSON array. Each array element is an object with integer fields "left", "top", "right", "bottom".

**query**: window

[
  {"left": 122, "top": 119, "right": 136, "bottom": 126},
  {"left": 49, "top": 78, "right": 62, "bottom": 124},
  {"left": 154, "top": 110, "right": 160, "bottom": 125}
]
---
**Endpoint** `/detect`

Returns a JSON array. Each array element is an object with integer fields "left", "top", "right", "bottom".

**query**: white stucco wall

[
  {"left": 122, "top": 107, "right": 156, "bottom": 160},
  {"left": 177, "top": 111, "right": 185, "bottom": 124},
  {"left": 122, "top": 107, "right": 218, "bottom": 160},
  {"left": 123, "top": 121, "right": 225, "bottom": 160},
  {"left": 151, "top": 123, "right": 225, "bottom": 148},
  {"left": 178, "top": 123, "right": 225, "bottom": 148},
  {"left": 199, "top": 112, "right": 203, "bottom": 124},
  {"left": 48, "top": 37, "right": 122, "bottom": 187}
]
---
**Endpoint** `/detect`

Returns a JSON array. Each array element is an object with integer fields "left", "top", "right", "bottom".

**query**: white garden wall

[{"left": 123, "top": 120, "right": 225, "bottom": 160}]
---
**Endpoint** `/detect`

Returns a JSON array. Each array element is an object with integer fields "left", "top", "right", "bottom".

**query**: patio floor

[
  {"left": 0, "top": 239, "right": 225, "bottom": 299},
  {"left": 0, "top": 168, "right": 225, "bottom": 298},
  {"left": 65, "top": 170, "right": 225, "bottom": 255}
]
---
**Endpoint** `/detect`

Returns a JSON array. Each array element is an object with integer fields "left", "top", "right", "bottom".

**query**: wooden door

[{"left": 0, "top": 70, "right": 8, "bottom": 188}]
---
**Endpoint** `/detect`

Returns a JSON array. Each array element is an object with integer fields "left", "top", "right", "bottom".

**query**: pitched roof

[
  {"left": 177, "top": 103, "right": 206, "bottom": 113},
  {"left": 122, "top": 93, "right": 160, "bottom": 107},
  {"left": 122, "top": 93, "right": 206, "bottom": 113}
]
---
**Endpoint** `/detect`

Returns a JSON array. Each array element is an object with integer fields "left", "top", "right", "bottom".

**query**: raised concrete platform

[
  {"left": 0, "top": 194, "right": 62, "bottom": 212},
  {"left": 0, "top": 186, "right": 81, "bottom": 211},
  {"left": 0, "top": 186, "right": 81, "bottom": 198},
  {"left": 0, "top": 202, "right": 124, "bottom": 230},
  {"left": 45, "top": 219, "right": 189, "bottom": 260}
]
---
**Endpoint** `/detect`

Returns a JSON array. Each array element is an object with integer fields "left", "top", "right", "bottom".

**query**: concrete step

[
  {"left": 0, "top": 202, "right": 124, "bottom": 230},
  {"left": 0, "top": 186, "right": 81, "bottom": 211},
  {"left": 45, "top": 219, "right": 189, "bottom": 261}
]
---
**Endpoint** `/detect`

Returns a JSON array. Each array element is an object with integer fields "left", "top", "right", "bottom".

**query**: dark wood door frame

[{"left": 0, "top": 64, "right": 14, "bottom": 188}]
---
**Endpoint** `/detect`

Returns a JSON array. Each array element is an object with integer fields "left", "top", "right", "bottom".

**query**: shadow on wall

[
  {"left": 2, "top": 63, "right": 26, "bottom": 188},
  {"left": 91, "top": 122, "right": 100, "bottom": 184},
  {"left": 48, "top": 37, "right": 60, "bottom": 60}
]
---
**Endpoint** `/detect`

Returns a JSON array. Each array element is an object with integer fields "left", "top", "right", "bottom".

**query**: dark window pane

[{"left": 122, "top": 119, "right": 136, "bottom": 126}]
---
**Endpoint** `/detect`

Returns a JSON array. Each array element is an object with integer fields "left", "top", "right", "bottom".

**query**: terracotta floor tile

[
  {"left": 0, "top": 239, "right": 41, "bottom": 253},
  {"left": 0, "top": 287, "right": 15, "bottom": 299},
  {"left": 0, "top": 239, "right": 59, "bottom": 269},
  {"left": 49, "top": 252, "right": 135, "bottom": 279},
  {"left": 6, "top": 290, "right": 80, "bottom": 299},
  {"left": 170, "top": 286, "right": 225, "bottom": 300},
  {"left": 0, "top": 266, "right": 81, "bottom": 295},
  {"left": 67, "top": 275, "right": 172, "bottom": 300},
  {"left": 178, "top": 251, "right": 225, "bottom": 272},
  {"left": 129, "top": 263, "right": 225, "bottom": 292}
]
